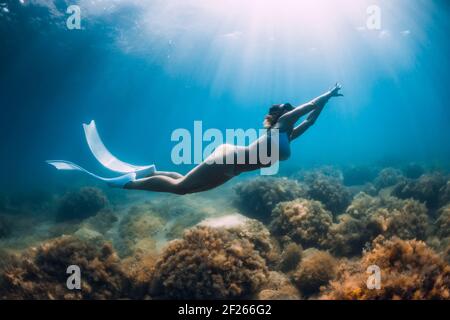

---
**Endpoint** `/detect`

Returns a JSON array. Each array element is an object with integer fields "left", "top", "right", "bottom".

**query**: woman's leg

[
  {"left": 152, "top": 171, "right": 184, "bottom": 179},
  {"left": 125, "top": 151, "right": 235, "bottom": 194},
  {"left": 125, "top": 175, "right": 186, "bottom": 194}
]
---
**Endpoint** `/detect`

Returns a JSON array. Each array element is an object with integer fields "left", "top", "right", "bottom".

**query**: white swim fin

[
  {"left": 46, "top": 160, "right": 136, "bottom": 188},
  {"left": 83, "top": 120, "right": 155, "bottom": 178}
]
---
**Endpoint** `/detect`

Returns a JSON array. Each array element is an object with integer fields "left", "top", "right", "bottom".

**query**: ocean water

[{"left": 0, "top": 0, "right": 449, "bottom": 300}]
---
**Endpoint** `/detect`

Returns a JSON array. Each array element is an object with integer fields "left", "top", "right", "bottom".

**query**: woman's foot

[
  {"left": 134, "top": 165, "right": 156, "bottom": 179},
  {"left": 107, "top": 172, "right": 137, "bottom": 188}
]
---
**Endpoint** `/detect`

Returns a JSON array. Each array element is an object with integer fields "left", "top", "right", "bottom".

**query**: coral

[
  {"left": 293, "top": 249, "right": 337, "bottom": 296},
  {"left": 306, "top": 175, "right": 351, "bottom": 215},
  {"left": 343, "top": 165, "right": 378, "bottom": 186},
  {"left": 329, "top": 193, "right": 430, "bottom": 256},
  {"left": 257, "top": 271, "right": 300, "bottom": 300},
  {"left": 55, "top": 187, "right": 109, "bottom": 222},
  {"left": 278, "top": 243, "right": 303, "bottom": 273},
  {"left": 270, "top": 199, "right": 333, "bottom": 249},
  {"left": 234, "top": 177, "right": 308, "bottom": 222},
  {"left": 392, "top": 173, "right": 446, "bottom": 209},
  {"left": 117, "top": 206, "right": 164, "bottom": 257},
  {"left": 436, "top": 205, "right": 450, "bottom": 238},
  {"left": 321, "top": 237, "right": 450, "bottom": 300},
  {"left": 150, "top": 226, "right": 269, "bottom": 299},
  {"left": 0, "top": 236, "right": 132, "bottom": 299},
  {"left": 374, "top": 168, "right": 405, "bottom": 190}
]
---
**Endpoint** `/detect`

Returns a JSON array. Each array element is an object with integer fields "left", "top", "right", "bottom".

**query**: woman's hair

[{"left": 263, "top": 103, "right": 294, "bottom": 129}]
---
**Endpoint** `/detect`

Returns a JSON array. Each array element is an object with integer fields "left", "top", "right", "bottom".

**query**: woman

[{"left": 47, "top": 83, "right": 343, "bottom": 194}]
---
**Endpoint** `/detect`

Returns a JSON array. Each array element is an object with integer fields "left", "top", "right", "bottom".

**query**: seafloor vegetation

[{"left": 0, "top": 163, "right": 449, "bottom": 300}]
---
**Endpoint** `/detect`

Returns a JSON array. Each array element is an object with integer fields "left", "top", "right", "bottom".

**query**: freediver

[{"left": 47, "top": 83, "right": 343, "bottom": 195}]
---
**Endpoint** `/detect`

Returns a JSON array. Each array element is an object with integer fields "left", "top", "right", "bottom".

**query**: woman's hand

[{"left": 330, "top": 83, "right": 343, "bottom": 97}]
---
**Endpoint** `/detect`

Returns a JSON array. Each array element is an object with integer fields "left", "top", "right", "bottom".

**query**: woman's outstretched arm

[
  {"left": 278, "top": 83, "right": 343, "bottom": 129},
  {"left": 289, "top": 84, "right": 343, "bottom": 141}
]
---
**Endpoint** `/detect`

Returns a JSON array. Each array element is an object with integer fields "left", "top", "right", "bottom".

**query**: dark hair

[{"left": 263, "top": 103, "right": 294, "bottom": 129}]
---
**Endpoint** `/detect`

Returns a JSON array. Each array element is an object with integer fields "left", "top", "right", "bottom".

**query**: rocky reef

[
  {"left": 117, "top": 205, "right": 164, "bottom": 257},
  {"left": 150, "top": 225, "right": 269, "bottom": 299},
  {"left": 270, "top": 199, "right": 333, "bottom": 250},
  {"left": 436, "top": 205, "right": 450, "bottom": 239},
  {"left": 294, "top": 167, "right": 351, "bottom": 215},
  {"left": 342, "top": 165, "right": 378, "bottom": 186},
  {"left": 0, "top": 164, "right": 448, "bottom": 300},
  {"left": 329, "top": 193, "right": 430, "bottom": 256},
  {"left": 392, "top": 173, "right": 447, "bottom": 209},
  {"left": 0, "top": 236, "right": 131, "bottom": 299},
  {"left": 55, "top": 187, "right": 109, "bottom": 222},
  {"left": 293, "top": 249, "right": 337, "bottom": 296},
  {"left": 234, "top": 177, "right": 307, "bottom": 222},
  {"left": 374, "top": 167, "right": 405, "bottom": 190},
  {"left": 321, "top": 237, "right": 450, "bottom": 300}
]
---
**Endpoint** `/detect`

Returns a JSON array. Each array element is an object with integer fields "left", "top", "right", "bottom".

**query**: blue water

[{"left": 1, "top": 0, "right": 449, "bottom": 192}]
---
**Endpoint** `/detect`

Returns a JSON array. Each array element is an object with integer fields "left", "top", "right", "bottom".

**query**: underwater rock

[
  {"left": 73, "top": 226, "right": 104, "bottom": 242},
  {"left": 292, "top": 249, "right": 337, "bottom": 296},
  {"left": 320, "top": 236, "right": 450, "bottom": 300},
  {"left": 150, "top": 226, "right": 269, "bottom": 299},
  {"left": 329, "top": 193, "right": 430, "bottom": 256},
  {"left": 293, "top": 166, "right": 344, "bottom": 184},
  {"left": 328, "top": 214, "right": 376, "bottom": 257},
  {"left": 439, "top": 180, "right": 450, "bottom": 207},
  {"left": 270, "top": 199, "right": 333, "bottom": 250},
  {"left": 0, "top": 236, "right": 131, "bottom": 299},
  {"left": 198, "top": 214, "right": 281, "bottom": 268},
  {"left": 166, "top": 210, "right": 208, "bottom": 240},
  {"left": 257, "top": 271, "right": 300, "bottom": 300},
  {"left": 370, "top": 198, "right": 430, "bottom": 240},
  {"left": 82, "top": 209, "right": 118, "bottom": 234},
  {"left": 347, "top": 183, "right": 378, "bottom": 198},
  {"left": 342, "top": 165, "right": 378, "bottom": 186},
  {"left": 445, "top": 244, "right": 450, "bottom": 265},
  {"left": 56, "top": 187, "right": 109, "bottom": 222},
  {"left": 143, "top": 197, "right": 214, "bottom": 240},
  {"left": 117, "top": 205, "right": 164, "bottom": 257},
  {"left": 234, "top": 177, "right": 308, "bottom": 222},
  {"left": 436, "top": 205, "right": 450, "bottom": 239},
  {"left": 121, "top": 253, "right": 158, "bottom": 299},
  {"left": 402, "top": 163, "right": 425, "bottom": 179},
  {"left": 305, "top": 175, "right": 352, "bottom": 215},
  {"left": 392, "top": 173, "right": 446, "bottom": 209},
  {"left": 278, "top": 243, "right": 303, "bottom": 273},
  {"left": 373, "top": 167, "right": 405, "bottom": 190}
]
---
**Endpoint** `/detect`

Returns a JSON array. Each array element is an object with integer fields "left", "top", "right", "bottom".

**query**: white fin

[
  {"left": 83, "top": 120, "right": 155, "bottom": 175},
  {"left": 46, "top": 160, "right": 136, "bottom": 187}
]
